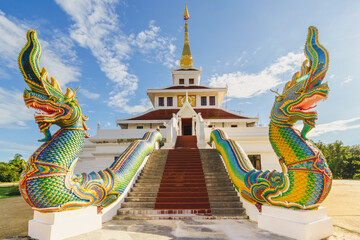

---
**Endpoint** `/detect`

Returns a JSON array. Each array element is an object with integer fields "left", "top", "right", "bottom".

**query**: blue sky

[{"left": 0, "top": 0, "right": 359, "bottom": 161}]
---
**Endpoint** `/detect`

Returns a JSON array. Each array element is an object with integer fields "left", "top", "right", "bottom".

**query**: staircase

[
  {"left": 114, "top": 136, "right": 246, "bottom": 220},
  {"left": 114, "top": 149, "right": 168, "bottom": 219},
  {"left": 154, "top": 148, "right": 211, "bottom": 215},
  {"left": 174, "top": 135, "right": 198, "bottom": 149},
  {"left": 200, "top": 149, "right": 246, "bottom": 216}
]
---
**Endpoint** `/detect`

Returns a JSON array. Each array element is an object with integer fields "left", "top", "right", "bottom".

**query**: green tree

[
  {"left": 0, "top": 163, "right": 17, "bottom": 182},
  {"left": 8, "top": 153, "right": 26, "bottom": 175},
  {"left": 0, "top": 154, "right": 26, "bottom": 183},
  {"left": 315, "top": 141, "right": 360, "bottom": 179}
]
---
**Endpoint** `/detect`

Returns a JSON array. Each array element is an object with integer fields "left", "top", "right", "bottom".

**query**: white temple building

[{"left": 75, "top": 6, "right": 279, "bottom": 174}]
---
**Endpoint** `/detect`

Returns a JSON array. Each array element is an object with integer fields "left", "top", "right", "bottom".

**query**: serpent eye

[{"left": 296, "top": 88, "right": 305, "bottom": 94}]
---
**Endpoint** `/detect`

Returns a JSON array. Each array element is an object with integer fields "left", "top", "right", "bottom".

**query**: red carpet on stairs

[{"left": 154, "top": 136, "right": 212, "bottom": 215}]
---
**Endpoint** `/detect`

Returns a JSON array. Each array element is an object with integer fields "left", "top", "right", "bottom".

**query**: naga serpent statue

[
  {"left": 18, "top": 30, "right": 163, "bottom": 212},
  {"left": 209, "top": 26, "right": 332, "bottom": 210}
]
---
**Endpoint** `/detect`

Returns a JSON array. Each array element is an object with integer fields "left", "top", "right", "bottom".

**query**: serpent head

[
  {"left": 19, "top": 30, "right": 88, "bottom": 141},
  {"left": 270, "top": 26, "right": 329, "bottom": 139}
]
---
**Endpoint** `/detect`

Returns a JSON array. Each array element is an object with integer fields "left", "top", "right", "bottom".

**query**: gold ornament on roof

[
  {"left": 183, "top": 4, "right": 190, "bottom": 20},
  {"left": 180, "top": 4, "right": 193, "bottom": 69}
]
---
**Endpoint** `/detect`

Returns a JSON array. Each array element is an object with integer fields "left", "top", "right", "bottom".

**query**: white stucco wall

[
  {"left": 204, "top": 127, "right": 280, "bottom": 172},
  {"left": 75, "top": 143, "right": 132, "bottom": 174}
]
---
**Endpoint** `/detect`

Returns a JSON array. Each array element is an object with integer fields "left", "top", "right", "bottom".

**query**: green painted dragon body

[
  {"left": 210, "top": 26, "right": 332, "bottom": 210},
  {"left": 18, "top": 30, "right": 162, "bottom": 212}
]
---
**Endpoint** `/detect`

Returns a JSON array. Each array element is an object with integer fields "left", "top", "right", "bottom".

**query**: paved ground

[
  {"left": 1, "top": 180, "right": 359, "bottom": 239},
  {"left": 66, "top": 219, "right": 288, "bottom": 240},
  {"left": 322, "top": 180, "right": 360, "bottom": 235},
  {"left": 0, "top": 196, "right": 33, "bottom": 239}
]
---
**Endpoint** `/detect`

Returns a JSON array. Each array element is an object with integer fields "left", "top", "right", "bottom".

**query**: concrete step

[
  {"left": 203, "top": 168, "right": 228, "bottom": 172},
  {"left": 156, "top": 192, "right": 209, "bottom": 197},
  {"left": 155, "top": 197, "right": 211, "bottom": 202},
  {"left": 207, "top": 191, "right": 238, "bottom": 196},
  {"left": 208, "top": 196, "right": 240, "bottom": 202},
  {"left": 157, "top": 186, "right": 234, "bottom": 192},
  {"left": 154, "top": 202, "right": 211, "bottom": 209},
  {"left": 138, "top": 178, "right": 209, "bottom": 183},
  {"left": 126, "top": 191, "right": 239, "bottom": 198},
  {"left": 133, "top": 183, "right": 160, "bottom": 188},
  {"left": 209, "top": 202, "right": 243, "bottom": 208},
  {"left": 136, "top": 179, "right": 163, "bottom": 183},
  {"left": 141, "top": 170, "right": 165, "bottom": 174},
  {"left": 211, "top": 208, "right": 246, "bottom": 216},
  {"left": 128, "top": 192, "right": 158, "bottom": 197},
  {"left": 114, "top": 148, "right": 246, "bottom": 220},
  {"left": 112, "top": 215, "right": 247, "bottom": 220},
  {"left": 117, "top": 207, "right": 245, "bottom": 216},
  {"left": 116, "top": 208, "right": 211, "bottom": 216},
  {"left": 131, "top": 187, "right": 159, "bottom": 192},
  {"left": 112, "top": 215, "right": 218, "bottom": 220},
  {"left": 201, "top": 182, "right": 234, "bottom": 188},
  {"left": 125, "top": 197, "right": 157, "bottom": 202},
  {"left": 133, "top": 182, "right": 225, "bottom": 188},
  {"left": 138, "top": 174, "right": 228, "bottom": 180},
  {"left": 121, "top": 202, "right": 155, "bottom": 208}
]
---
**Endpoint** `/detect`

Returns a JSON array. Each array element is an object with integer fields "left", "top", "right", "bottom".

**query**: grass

[{"left": 0, "top": 186, "right": 21, "bottom": 199}]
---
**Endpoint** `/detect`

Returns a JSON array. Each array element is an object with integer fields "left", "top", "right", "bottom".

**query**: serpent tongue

[{"left": 302, "top": 104, "right": 317, "bottom": 111}]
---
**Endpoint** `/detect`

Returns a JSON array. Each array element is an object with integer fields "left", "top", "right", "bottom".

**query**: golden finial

[
  {"left": 180, "top": 4, "right": 193, "bottom": 69},
  {"left": 183, "top": 4, "right": 190, "bottom": 20}
]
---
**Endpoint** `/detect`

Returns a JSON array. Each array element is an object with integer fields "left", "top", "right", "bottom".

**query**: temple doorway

[{"left": 182, "top": 118, "right": 192, "bottom": 135}]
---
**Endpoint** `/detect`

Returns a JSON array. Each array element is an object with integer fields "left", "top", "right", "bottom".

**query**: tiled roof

[
  {"left": 196, "top": 108, "right": 249, "bottom": 119},
  {"left": 126, "top": 108, "right": 250, "bottom": 120},
  {"left": 174, "top": 68, "right": 198, "bottom": 71},
  {"left": 164, "top": 85, "right": 210, "bottom": 89}
]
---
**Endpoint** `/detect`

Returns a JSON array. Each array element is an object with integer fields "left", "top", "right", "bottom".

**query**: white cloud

[
  {"left": 341, "top": 75, "right": 352, "bottom": 85},
  {"left": 108, "top": 94, "right": 152, "bottom": 114},
  {"left": 55, "top": 0, "right": 176, "bottom": 114},
  {"left": 129, "top": 20, "right": 177, "bottom": 68},
  {"left": 329, "top": 74, "right": 335, "bottom": 79},
  {"left": 0, "top": 87, "right": 33, "bottom": 128},
  {"left": 208, "top": 52, "right": 305, "bottom": 98},
  {"left": 295, "top": 117, "right": 360, "bottom": 137},
  {"left": 79, "top": 88, "right": 100, "bottom": 100},
  {"left": 55, "top": 0, "right": 140, "bottom": 113},
  {"left": 0, "top": 140, "right": 37, "bottom": 153},
  {"left": 0, "top": 10, "right": 80, "bottom": 88}
]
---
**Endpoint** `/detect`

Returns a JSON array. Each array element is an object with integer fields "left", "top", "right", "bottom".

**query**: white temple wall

[
  {"left": 75, "top": 143, "right": 131, "bottom": 174},
  {"left": 152, "top": 92, "right": 223, "bottom": 109},
  {"left": 204, "top": 127, "right": 280, "bottom": 172},
  {"left": 205, "top": 122, "right": 247, "bottom": 128},
  {"left": 180, "top": 107, "right": 194, "bottom": 118},
  {"left": 76, "top": 128, "right": 167, "bottom": 174},
  {"left": 172, "top": 68, "right": 201, "bottom": 86},
  {"left": 126, "top": 123, "right": 167, "bottom": 130}
]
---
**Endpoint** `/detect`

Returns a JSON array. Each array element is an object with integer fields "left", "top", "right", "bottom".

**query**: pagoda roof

[
  {"left": 123, "top": 108, "right": 253, "bottom": 121},
  {"left": 174, "top": 68, "right": 199, "bottom": 71},
  {"left": 164, "top": 85, "right": 210, "bottom": 90}
]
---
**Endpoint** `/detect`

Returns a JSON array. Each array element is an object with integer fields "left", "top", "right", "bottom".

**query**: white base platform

[
  {"left": 258, "top": 206, "right": 333, "bottom": 240},
  {"left": 28, "top": 207, "right": 102, "bottom": 240}
]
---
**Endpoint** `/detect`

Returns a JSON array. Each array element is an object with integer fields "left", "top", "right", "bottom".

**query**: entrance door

[{"left": 182, "top": 118, "right": 192, "bottom": 135}]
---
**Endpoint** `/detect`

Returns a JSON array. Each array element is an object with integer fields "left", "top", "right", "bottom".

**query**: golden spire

[{"left": 180, "top": 4, "right": 193, "bottom": 69}]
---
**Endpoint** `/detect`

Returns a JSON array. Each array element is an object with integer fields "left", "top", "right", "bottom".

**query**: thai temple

[
  {"left": 19, "top": 5, "right": 334, "bottom": 240},
  {"left": 75, "top": 5, "right": 279, "bottom": 174}
]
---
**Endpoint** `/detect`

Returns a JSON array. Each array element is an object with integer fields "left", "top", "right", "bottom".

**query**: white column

[{"left": 178, "top": 118, "right": 182, "bottom": 136}]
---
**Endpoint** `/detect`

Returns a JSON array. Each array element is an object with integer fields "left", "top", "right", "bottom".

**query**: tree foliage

[
  {"left": 314, "top": 141, "right": 360, "bottom": 179},
  {"left": 0, "top": 154, "right": 26, "bottom": 183}
]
